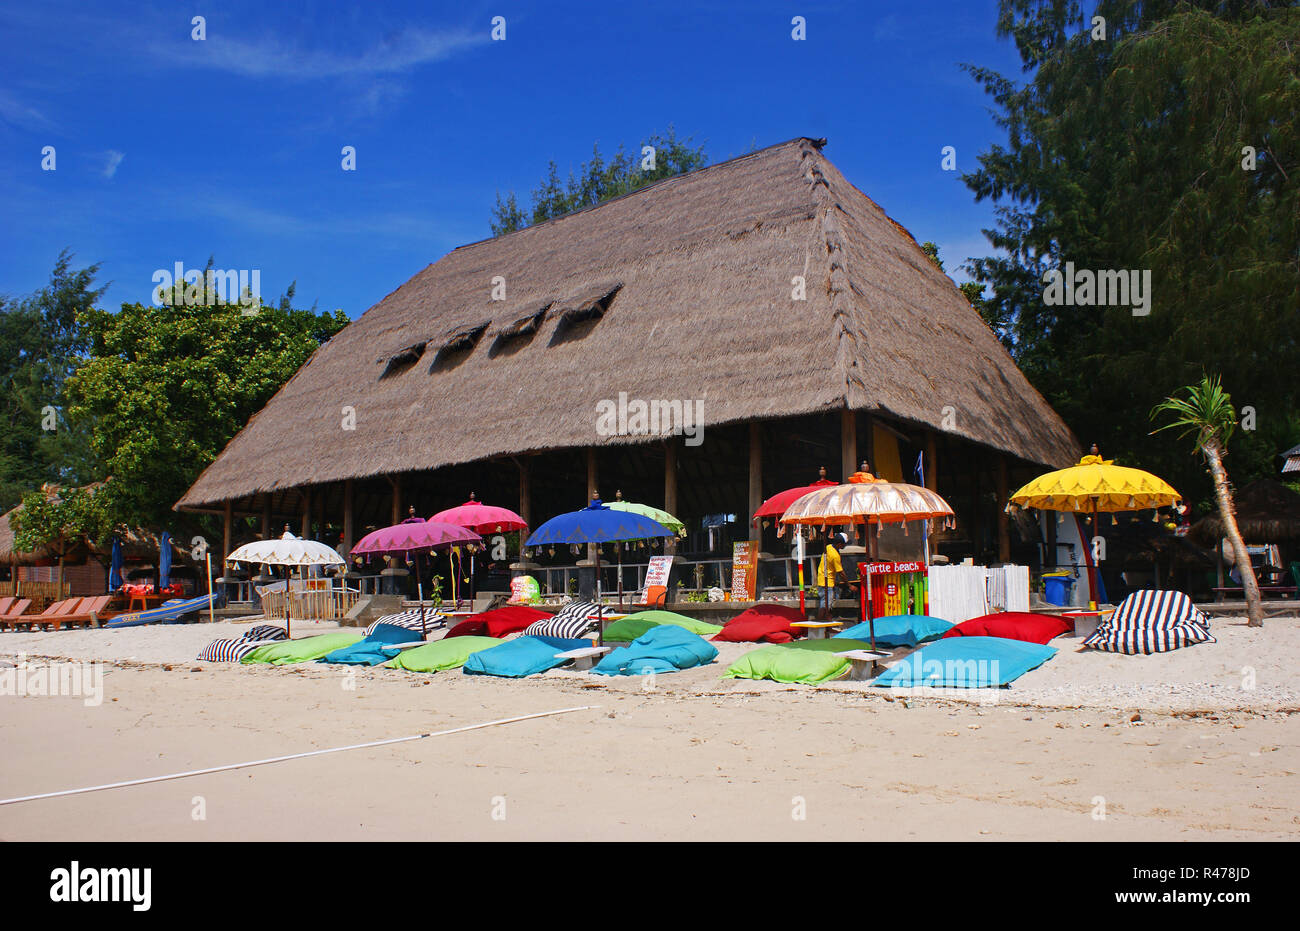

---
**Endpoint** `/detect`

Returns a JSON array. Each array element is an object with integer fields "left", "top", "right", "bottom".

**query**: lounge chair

[
  {"left": 0, "top": 597, "right": 13, "bottom": 615},
  {"left": 0, "top": 598, "right": 30, "bottom": 620},
  {"left": 2, "top": 597, "right": 84, "bottom": 631}
]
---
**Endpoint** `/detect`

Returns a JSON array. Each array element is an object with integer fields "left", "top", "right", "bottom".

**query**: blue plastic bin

[{"left": 1043, "top": 575, "right": 1075, "bottom": 606}]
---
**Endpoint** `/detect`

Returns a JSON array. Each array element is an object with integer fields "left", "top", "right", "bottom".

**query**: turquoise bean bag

[
  {"left": 591, "top": 624, "right": 718, "bottom": 676},
  {"left": 317, "top": 623, "right": 422, "bottom": 666},
  {"left": 834, "top": 614, "right": 953, "bottom": 648},
  {"left": 873, "top": 636, "right": 1057, "bottom": 688},
  {"left": 462, "top": 635, "right": 593, "bottom": 678}
]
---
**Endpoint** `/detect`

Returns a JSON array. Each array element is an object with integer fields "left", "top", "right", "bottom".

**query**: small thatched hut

[
  {"left": 1191, "top": 479, "right": 1300, "bottom": 545},
  {"left": 177, "top": 137, "right": 1079, "bottom": 569}
]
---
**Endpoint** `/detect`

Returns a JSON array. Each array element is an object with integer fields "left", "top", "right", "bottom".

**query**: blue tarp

[
  {"left": 591, "top": 624, "right": 718, "bottom": 676},
  {"left": 462, "top": 635, "right": 592, "bottom": 678},
  {"left": 873, "top": 636, "right": 1057, "bottom": 688}
]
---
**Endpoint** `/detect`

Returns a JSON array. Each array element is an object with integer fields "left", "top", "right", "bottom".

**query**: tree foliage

[
  {"left": 963, "top": 1, "right": 1299, "bottom": 505},
  {"left": 65, "top": 285, "right": 348, "bottom": 532},
  {"left": 490, "top": 127, "right": 709, "bottom": 235},
  {"left": 0, "top": 251, "right": 104, "bottom": 510}
]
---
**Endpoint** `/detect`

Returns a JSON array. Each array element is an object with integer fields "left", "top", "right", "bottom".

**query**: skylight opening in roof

[
  {"left": 549, "top": 285, "right": 622, "bottom": 346},
  {"left": 430, "top": 322, "right": 488, "bottom": 372},
  {"left": 379, "top": 342, "right": 426, "bottom": 379}
]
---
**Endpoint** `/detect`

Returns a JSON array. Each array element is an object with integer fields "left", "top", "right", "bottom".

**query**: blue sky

[{"left": 0, "top": 1, "right": 1026, "bottom": 317}]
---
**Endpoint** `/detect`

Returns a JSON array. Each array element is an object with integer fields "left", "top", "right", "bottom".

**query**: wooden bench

[
  {"left": 833, "top": 649, "right": 893, "bottom": 681},
  {"left": 554, "top": 646, "right": 611, "bottom": 671},
  {"left": 1212, "top": 585, "right": 1297, "bottom": 601}
]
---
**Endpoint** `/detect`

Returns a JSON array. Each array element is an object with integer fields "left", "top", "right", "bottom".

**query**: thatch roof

[
  {"left": 178, "top": 137, "right": 1079, "bottom": 510},
  {"left": 1190, "top": 479, "right": 1300, "bottom": 544},
  {"left": 0, "top": 486, "right": 176, "bottom": 566}
]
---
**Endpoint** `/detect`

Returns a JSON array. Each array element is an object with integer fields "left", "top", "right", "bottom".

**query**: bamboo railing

[{"left": 259, "top": 586, "right": 361, "bottom": 622}]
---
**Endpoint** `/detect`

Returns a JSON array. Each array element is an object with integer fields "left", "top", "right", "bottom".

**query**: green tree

[
  {"left": 490, "top": 127, "right": 708, "bottom": 235},
  {"left": 11, "top": 485, "right": 115, "bottom": 591},
  {"left": 962, "top": 1, "right": 1299, "bottom": 503},
  {"left": 65, "top": 288, "right": 348, "bottom": 533},
  {"left": 1151, "top": 374, "right": 1263, "bottom": 627},
  {"left": 0, "top": 250, "right": 105, "bottom": 510}
]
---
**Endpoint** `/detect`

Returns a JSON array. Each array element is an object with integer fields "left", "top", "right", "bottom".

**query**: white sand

[{"left": 0, "top": 613, "right": 1295, "bottom": 841}]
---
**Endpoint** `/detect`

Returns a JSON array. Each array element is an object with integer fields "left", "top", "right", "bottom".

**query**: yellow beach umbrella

[{"left": 1010, "top": 448, "right": 1181, "bottom": 607}]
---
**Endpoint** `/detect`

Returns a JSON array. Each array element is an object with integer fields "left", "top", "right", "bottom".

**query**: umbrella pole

[
  {"left": 865, "top": 521, "right": 876, "bottom": 652},
  {"left": 617, "top": 542, "right": 624, "bottom": 607},
  {"left": 418, "top": 551, "right": 426, "bottom": 638},
  {"left": 596, "top": 546, "right": 604, "bottom": 647},
  {"left": 1090, "top": 500, "right": 1099, "bottom": 610}
]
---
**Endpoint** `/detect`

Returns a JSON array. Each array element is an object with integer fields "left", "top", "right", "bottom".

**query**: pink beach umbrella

[
  {"left": 429, "top": 493, "right": 528, "bottom": 606},
  {"left": 351, "top": 520, "right": 482, "bottom": 635}
]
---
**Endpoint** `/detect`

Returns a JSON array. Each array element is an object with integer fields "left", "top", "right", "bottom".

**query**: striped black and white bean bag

[
  {"left": 197, "top": 638, "right": 283, "bottom": 662},
  {"left": 364, "top": 610, "right": 444, "bottom": 637},
  {"left": 523, "top": 600, "right": 600, "bottom": 640},
  {"left": 240, "top": 624, "right": 287, "bottom": 642},
  {"left": 1082, "top": 590, "right": 1215, "bottom": 654}
]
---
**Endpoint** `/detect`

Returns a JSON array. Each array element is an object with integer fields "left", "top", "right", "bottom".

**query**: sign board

[
  {"left": 641, "top": 555, "right": 674, "bottom": 603},
  {"left": 731, "top": 541, "right": 758, "bottom": 601}
]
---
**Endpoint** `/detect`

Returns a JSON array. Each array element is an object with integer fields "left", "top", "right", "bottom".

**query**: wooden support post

[
  {"left": 664, "top": 440, "right": 679, "bottom": 556},
  {"left": 389, "top": 476, "right": 402, "bottom": 526},
  {"left": 840, "top": 408, "right": 856, "bottom": 484},
  {"left": 586, "top": 448, "right": 598, "bottom": 562},
  {"left": 342, "top": 479, "right": 354, "bottom": 557},
  {"left": 300, "top": 487, "right": 311, "bottom": 538},
  {"left": 748, "top": 423, "right": 762, "bottom": 544},
  {"left": 223, "top": 500, "right": 233, "bottom": 563},
  {"left": 997, "top": 455, "right": 1011, "bottom": 564},
  {"left": 261, "top": 498, "right": 271, "bottom": 540},
  {"left": 517, "top": 457, "right": 532, "bottom": 528},
  {"left": 926, "top": 432, "right": 938, "bottom": 490},
  {"left": 316, "top": 486, "right": 325, "bottom": 542}
]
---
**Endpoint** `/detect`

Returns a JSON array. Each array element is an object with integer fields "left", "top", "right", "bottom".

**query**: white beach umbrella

[{"left": 226, "top": 530, "right": 345, "bottom": 569}]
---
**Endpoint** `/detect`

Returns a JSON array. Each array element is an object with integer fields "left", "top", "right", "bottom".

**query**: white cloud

[
  {"left": 101, "top": 149, "right": 125, "bottom": 178},
  {"left": 149, "top": 26, "right": 485, "bottom": 79},
  {"left": 0, "top": 89, "right": 55, "bottom": 131}
]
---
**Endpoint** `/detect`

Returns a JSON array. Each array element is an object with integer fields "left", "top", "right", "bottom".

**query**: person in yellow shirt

[{"left": 817, "top": 532, "right": 848, "bottom": 619}]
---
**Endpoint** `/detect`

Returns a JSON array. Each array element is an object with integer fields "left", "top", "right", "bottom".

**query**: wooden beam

[
  {"left": 586, "top": 448, "right": 598, "bottom": 561},
  {"left": 840, "top": 407, "right": 856, "bottom": 483},
  {"left": 516, "top": 457, "right": 532, "bottom": 527},
  {"left": 300, "top": 487, "right": 311, "bottom": 538},
  {"left": 222, "top": 500, "right": 233, "bottom": 563},
  {"left": 261, "top": 498, "right": 271, "bottom": 540},
  {"left": 389, "top": 475, "right": 401, "bottom": 526},
  {"left": 997, "top": 455, "right": 1011, "bottom": 563},
  {"left": 342, "top": 479, "right": 354, "bottom": 556},
  {"left": 664, "top": 440, "right": 678, "bottom": 556}
]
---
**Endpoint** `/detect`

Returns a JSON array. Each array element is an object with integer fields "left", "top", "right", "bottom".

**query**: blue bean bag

[
  {"left": 318, "top": 623, "right": 423, "bottom": 666},
  {"left": 834, "top": 614, "right": 953, "bottom": 647},
  {"left": 462, "top": 635, "right": 593, "bottom": 678},
  {"left": 591, "top": 624, "right": 719, "bottom": 676},
  {"left": 873, "top": 636, "right": 1056, "bottom": 689}
]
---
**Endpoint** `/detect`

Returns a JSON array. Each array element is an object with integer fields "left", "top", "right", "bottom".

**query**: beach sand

[{"left": 0, "top": 615, "right": 1296, "bottom": 841}]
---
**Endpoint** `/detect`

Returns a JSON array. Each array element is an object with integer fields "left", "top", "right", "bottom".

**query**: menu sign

[
  {"left": 731, "top": 541, "right": 757, "bottom": 601},
  {"left": 641, "top": 555, "right": 673, "bottom": 602}
]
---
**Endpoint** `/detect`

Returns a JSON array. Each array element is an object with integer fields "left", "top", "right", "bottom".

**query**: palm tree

[{"left": 1151, "top": 375, "right": 1263, "bottom": 627}]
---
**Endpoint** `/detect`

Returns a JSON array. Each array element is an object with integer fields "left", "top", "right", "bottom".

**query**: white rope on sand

[{"left": 0, "top": 705, "right": 598, "bottom": 806}]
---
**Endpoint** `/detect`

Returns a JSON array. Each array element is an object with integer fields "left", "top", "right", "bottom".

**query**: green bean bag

[
  {"left": 724, "top": 638, "right": 876, "bottom": 685},
  {"left": 602, "top": 610, "right": 722, "bottom": 642},
  {"left": 241, "top": 631, "right": 364, "bottom": 665},
  {"left": 384, "top": 636, "right": 504, "bottom": 672}
]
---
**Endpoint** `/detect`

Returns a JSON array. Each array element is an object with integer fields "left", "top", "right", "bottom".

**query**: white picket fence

[{"left": 929, "top": 565, "right": 1030, "bottom": 623}]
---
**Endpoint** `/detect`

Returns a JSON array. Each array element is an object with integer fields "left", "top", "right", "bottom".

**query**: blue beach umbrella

[
  {"left": 525, "top": 498, "right": 674, "bottom": 643},
  {"left": 159, "top": 531, "right": 173, "bottom": 591},
  {"left": 108, "top": 536, "right": 124, "bottom": 591}
]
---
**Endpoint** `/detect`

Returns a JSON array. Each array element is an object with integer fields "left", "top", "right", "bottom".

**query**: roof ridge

[{"left": 455, "top": 136, "right": 827, "bottom": 251}]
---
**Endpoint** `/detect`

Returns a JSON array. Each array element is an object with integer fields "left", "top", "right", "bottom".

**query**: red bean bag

[
  {"left": 942, "top": 612, "right": 1072, "bottom": 645},
  {"left": 712, "top": 603, "right": 807, "bottom": 644},
  {"left": 445, "top": 606, "right": 551, "bottom": 639}
]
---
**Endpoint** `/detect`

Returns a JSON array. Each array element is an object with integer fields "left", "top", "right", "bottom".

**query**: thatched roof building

[
  {"left": 1191, "top": 479, "right": 1300, "bottom": 545},
  {"left": 177, "top": 137, "right": 1079, "bottom": 566}
]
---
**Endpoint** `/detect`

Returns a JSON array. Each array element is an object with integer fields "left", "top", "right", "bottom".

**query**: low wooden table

[
  {"left": 791, "top": 620, "right": 842, "bottom": 639},
  {"left": 126, "top": 592, "right": 165, "bottom": 613},
  {"left": 1061, "top": 610, "right": 1111, "bottom": 639},
  {"left": 554, "top": 646, "right": 612, "bottom": 671},
  {"left": 833, "top": 649, "right": 893, "bottom": 681}
]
